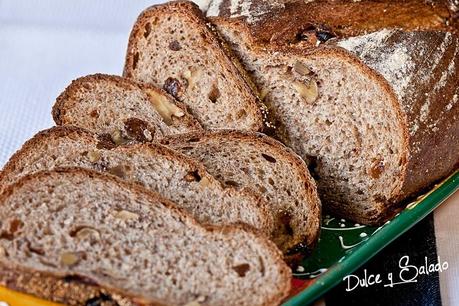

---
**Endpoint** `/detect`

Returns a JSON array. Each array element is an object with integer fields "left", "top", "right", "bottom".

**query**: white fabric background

[{"left": 0, "top": 1, "right": 457, "bottom": 305}]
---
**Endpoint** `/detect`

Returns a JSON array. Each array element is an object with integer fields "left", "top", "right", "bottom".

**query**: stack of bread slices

[{"left": 1, "top": 1, "right": 458, "bottom": 305}]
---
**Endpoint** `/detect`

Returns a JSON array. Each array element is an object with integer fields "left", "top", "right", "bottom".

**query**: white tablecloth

[{"left": 0, "top": 1, "right": 457, "bottom": 305}]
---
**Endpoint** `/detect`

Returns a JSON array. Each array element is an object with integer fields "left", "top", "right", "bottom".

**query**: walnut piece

[
  {"left": 146, "top": 89, "right": 185, "bottom": 125},
  {"left": 293, "top": 79, "right": 319, "bottom": 103},
  {"left": 114, "top": 210, "right": 139, "bottom": 221},
  {"left": 61, "top": 252, "right": 80, "bottom": 266},
  {"left": 87, "top": 150, "right": 101, "bottom": 163}
]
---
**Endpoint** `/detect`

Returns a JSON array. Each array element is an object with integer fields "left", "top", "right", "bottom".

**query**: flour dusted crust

[{"left": 336, "top": 29, "right": 459, "bottom": 199}]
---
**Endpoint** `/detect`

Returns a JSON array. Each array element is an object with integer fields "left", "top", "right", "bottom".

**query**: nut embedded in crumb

[
  {"left": 293, "top": 79, "right": 319, "bottom": 103},
  {"left": 199, "top": 176, "right": 211, "bottom": 188},
  {"left": 293, "top": 61, "right": 311, "bottom": 75},
  {"left": 110, "top": 129, "right": 129, "bottom": 146},
  {"left": 114, "top": 210, "right": 139, "bottom": 221},
  {"left": 60, "top": 252, "right": 80, "bottom": 266},
  {"left": 75, "top": 227, "right": 100, "bottom": 240},
  {"left": 87, "top": 150, "right": 101, "bottom": 163},
  {"left": 146, "top": 89, "right": 186, "bottom": 125}
]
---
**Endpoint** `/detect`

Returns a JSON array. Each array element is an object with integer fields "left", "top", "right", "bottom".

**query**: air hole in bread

[
  {"left": 184, "top": 170, "right": 202, "bottom": 182},
  {"left": 225, "top": 180, "right": 239, "bottom": 187},
  {"left": 279, "top": 212, "right": 294, "bottom": 236},
  {"left": 232, "top": 263, "right": 250, "bottom": 277},
  {"left": 89, "top": 109, "right": 99, "bottom": 118},
  {"left": 236, "top": 109, "right": 247, "bottom": 119},
  {"left": 208, "top": 84, "right": 220, "bottom": 103},
  {"left": 369, "top": 158, "right": 385, "bottom": 179},
  {"left": 144, "top": 22, "right": 151, "bottom": 39},
  {"left": 188, "top": 137, "right": 200, "bottom": 143},
  {"left": 261, "top": 153, "right": 276, "bottom": 163},
  {"left": 132, "top": 52, "right": 139, "bottom": 70},
  {"left": 168, "top": 40, "right": 181, "bottom": 51}
]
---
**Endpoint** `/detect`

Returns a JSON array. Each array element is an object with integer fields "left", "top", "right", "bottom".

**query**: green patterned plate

[{"left": 284, "top": 170, "right": 459, "bottom": 306}]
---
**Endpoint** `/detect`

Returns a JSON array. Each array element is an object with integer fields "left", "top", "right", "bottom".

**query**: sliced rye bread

[
  {"left": 123, "top": 0, "right": 267, "bottom": 131},
  {"left": 161, "top": 130, "right": 321, "bottom": 255},
  {"left": 0, "top": 126, "right": 273, "bottom": 235},
  {"left": 52, "top": 74, "right": 202, "bottom": 142},
  {"left": 0, "top": 168, "right": 291, "bottom": 306},
  {"left": 203, "top": 2, "right": 459, "bottom": 225}
]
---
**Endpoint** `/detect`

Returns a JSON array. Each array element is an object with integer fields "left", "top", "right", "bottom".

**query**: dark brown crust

[
  {"left": 209, "top": 0, "right": 457, "bottom": 45},
  {"left": 160, "top": 129, "right": 322, "bottom": 255},
  {"left": 52, "top": 73, "right": 202, "bottom": 132},
  {"left": 122, "top": 0, "right": 265, "bottom": 132},
  {"left": 0, "top": 167, "right": 291, "bottom": 306}
]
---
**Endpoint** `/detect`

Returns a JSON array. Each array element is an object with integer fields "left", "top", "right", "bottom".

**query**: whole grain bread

[
  {"left": 0, "top": 126, "right": 273, "bottom": 235},
  {"left": 0, "top": 168, "right": 291, "bottom": 306},
  {"left": 52, "top": 74, "right": 202, "bottom": 142},
  {"left": 161, "top": 130, "right": 321, "bottom": 255},
  {"left": 205, "top": 1, "right": 459, "bottom": 224},
  {"left": 123, "top": 1, "right": 267, "bottom": 131}
]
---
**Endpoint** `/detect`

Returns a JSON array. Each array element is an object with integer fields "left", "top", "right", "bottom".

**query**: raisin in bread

[
  {"left": 0, "top": 126, "right": 273, "bottom": 235},
  {"left": 53, "top": 74, "right": 202, "bottom": 142},
  {"left": 161, "top": 130, "right": 321, "bottom": 255},
  {"left": 205, "top": 0, "right": 459, "bottom": 224},
  {"left": 0, "top": 168, "right": 291, "bottom": 306},
  {"left": 123, "top": 1, "right": 267, "bottom": 131}
]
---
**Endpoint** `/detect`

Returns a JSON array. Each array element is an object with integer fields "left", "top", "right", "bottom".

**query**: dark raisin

[
  {"left": 232, "top": 263, "right": 250, "bottom": 277},
  {"left": 261, "top": 153, "right": 276, "bottom": 163},
  {"left": 124, "top": 118, "right": 154, "bottom": 142},
  {"left": 168, "top": 40, "right": 181, "bottom": 51},
  {"left": 163, "top": 77, "right": 182, "bottom": 99},
  {"left": 316, "top": 30, "right": 335, "bottom": 42}
]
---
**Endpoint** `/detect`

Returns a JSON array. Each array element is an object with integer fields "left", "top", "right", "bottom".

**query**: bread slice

[
  {"left": 123, "top": 1, "right": 266, "bottom": 131},
  {"left": 206, "top": 12, "right": 459, "bottom": 225},
  {"left": 161, "top": 130, "right": 321, "bottom": 255},
  {"left": 0, "top": 168, "right": 291, "bottom": 306},
  {"left": 0, "top": 126, "right": 273, "bottom": 235},
  {"left": 52, "top": 74, "right": 202, "bottom": 142}
]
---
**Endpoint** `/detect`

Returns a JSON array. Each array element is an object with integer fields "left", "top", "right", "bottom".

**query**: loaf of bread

[
  {"left": 123, "top": 1, "right": 268, "bottom": 131},
  {"left": 53, "top": 74, "right": 202, "bottom": 142},
  {"left": 0, "top": 126, "right": 273, "bottom": 235},
  {"left": 0, "top": 168, "right": 291, "bottom": 306},
  {"left": 161, "top": 130, "right": 321, "bottom": 255},
  {"left": 205, "top": 0, "right": 459, "bottom": 224}
]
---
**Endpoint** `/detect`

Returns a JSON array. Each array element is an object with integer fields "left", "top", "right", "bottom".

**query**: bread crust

[
  {"left": 208, "top": 3, "right": 459, "bottom": 224},
  {"left": 52, "top": 73, "right": 202, "bottom": 135},
  {"left": 161, "top": 129, "right": 322, "bottom": 255},
  {"left": 123, "top": 0, "right": 266, "bottom": 132},
  {"left": 0, "top": 126, "right": 275, "bottom": 235},
  {"left": 0, "top": 168, "right": 291, "bottom": 306}
]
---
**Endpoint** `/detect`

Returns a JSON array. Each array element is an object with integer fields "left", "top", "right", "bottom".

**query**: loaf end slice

[
  {"left": 0, "top": 126, "right": 274, "bottom": 236},
  {"left": 123, "top": 0, "right": 265, "bottom": 131},
  {"left": 0, "top": 168, "right": 291, "bottom": 306},
  {"left": 52, "top": 73, "right": 202, "bottom": 141},
  {"left": 162, "top": 130, "right": 321, "bottom": 255}
]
